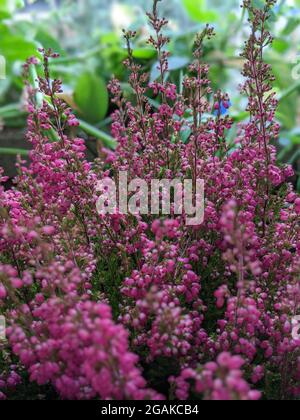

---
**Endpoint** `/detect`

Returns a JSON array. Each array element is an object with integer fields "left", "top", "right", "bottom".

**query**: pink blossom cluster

[
  {"left": 172, "top": 352, "right": 261, "bottom": 401},
  {"left": 0, "top": 0, "right": 299, "bottom": 400}
]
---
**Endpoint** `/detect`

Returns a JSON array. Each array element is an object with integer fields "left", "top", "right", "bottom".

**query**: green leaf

[
  {"left": 42, "top": 92, "right": 116, "bottom": 149},
  {"left": 150, "top": 56, "right": 189, "bottom": 81},
  {"left": 0, "top": 103, "right": 23, "bottom": 117},
  {"left": 29, "top": 64, "right": 43, "bottom": 109},
  {"left": 180, "top": 127, "right": 191, "bottom": 144},
  {"left": 74, "top": 72, "right": 109, "bottom": 124},
  {"left": 182, "top": 0, "right": 218, "bottom": 23},
  {"left": 231, "top": 111, "right": 249, "bottom": 123},
  {"left": 272, "top": 39, "right": 289, "bottom": 54},
  {"left": 77, "top": 119, "right": 117, "bottom": 149}
]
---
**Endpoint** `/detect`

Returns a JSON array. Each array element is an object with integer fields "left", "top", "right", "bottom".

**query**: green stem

[
  {"left": 51, "top": 47, "right": 102, "bottom": 65},
  {"left": 0, "top": 65, "right": 117, "bottom": 150},
  {"left": 29, "top": 65, "right": 43, "bottom": 108},
  {"left": 289, "top": 149, "right": 300, "bottom": 164},
  {"left": 0, "top": 103, "right": 22, "bottom": 115}
]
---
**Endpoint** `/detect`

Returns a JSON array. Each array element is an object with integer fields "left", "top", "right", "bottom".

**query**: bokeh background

[{"left": 0, "top": 0, "right": 299, "bottom": 188}]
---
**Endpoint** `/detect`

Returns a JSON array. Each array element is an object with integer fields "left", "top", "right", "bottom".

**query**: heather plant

[{"left": 0, "top": 0, "right": 299, "bottom": 401}]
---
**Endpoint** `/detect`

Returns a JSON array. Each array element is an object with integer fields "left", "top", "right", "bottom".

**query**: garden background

[
  {"left": 0, "top": 0, "right": 300, "bottom": 402},
  {"left": 0, "top": 0, "right": 299, "bottom": 188}
]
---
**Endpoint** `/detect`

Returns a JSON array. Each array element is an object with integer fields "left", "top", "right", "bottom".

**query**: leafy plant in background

[{"left": 0, "top": 0, "right": 300, "bottom": 401}]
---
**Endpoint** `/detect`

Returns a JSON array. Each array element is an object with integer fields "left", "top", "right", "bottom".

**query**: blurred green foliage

[{"left": 0, "top": 0, "right": 299, "bottom": 187}]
